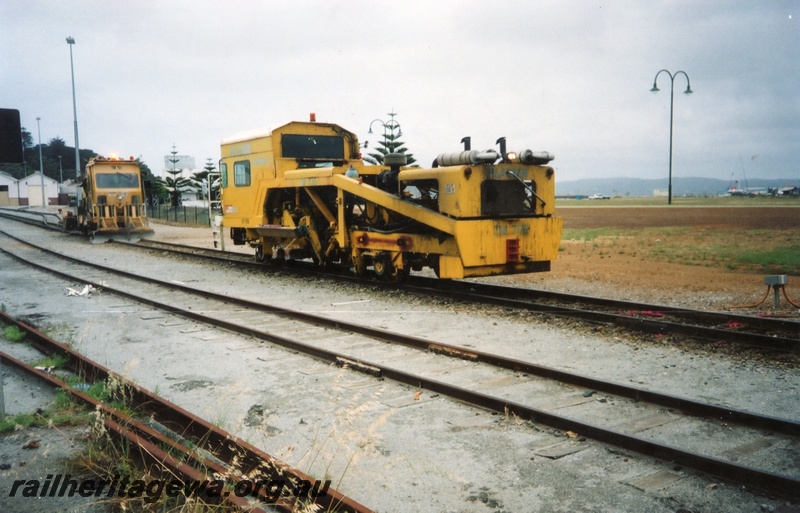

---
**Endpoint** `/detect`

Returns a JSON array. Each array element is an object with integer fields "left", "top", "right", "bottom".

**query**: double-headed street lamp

[
  {"left": 367, "top": 111, "right": 402, "bottom": 152},
  {"left": 651, "top": 69, "right": 693, "bottom": 205},
  {"left": 66, "top": 36, "right": 80, "bottom": 179}
]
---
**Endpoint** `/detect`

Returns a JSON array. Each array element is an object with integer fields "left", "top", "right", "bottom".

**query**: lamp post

[
  {"left": 367, "top": 111, "right": 402, "bottom": 159},
  {"left": 651, "top": 69, "right": 692, "bottom": 205},
  {"left": 66, "top": 36, "right": 80, "bottom": 179},
  {"left": 58, "top": 156, "right": 63, "bottom": 183},
  {"left": 36, "top": 117, "right": 46, "bottom": 207}
]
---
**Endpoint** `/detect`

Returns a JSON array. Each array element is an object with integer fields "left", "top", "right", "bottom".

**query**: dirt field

[
  {"left": 559, "top": 205, "right": 800, "bottom": 230},
  {"left": 503, "top": 206, "right": 800, "bottom": 311}
]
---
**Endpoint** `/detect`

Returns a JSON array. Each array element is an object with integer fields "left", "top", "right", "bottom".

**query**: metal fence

[{"left": 148, "top": 204, "right": 220, "bottom": 226}]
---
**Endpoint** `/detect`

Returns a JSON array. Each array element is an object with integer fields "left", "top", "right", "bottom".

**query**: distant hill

[{"left": 556, "top": 176, "right": 799, "bottom": 197}]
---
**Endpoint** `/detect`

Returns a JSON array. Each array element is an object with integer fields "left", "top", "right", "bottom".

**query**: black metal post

[{"left": 651, "top": 69, "right": 693, "bottom": 205}]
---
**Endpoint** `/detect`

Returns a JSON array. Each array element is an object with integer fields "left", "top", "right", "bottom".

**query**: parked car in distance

[{"left": 588, "top": 193, "right": 610, "bottom": 200}]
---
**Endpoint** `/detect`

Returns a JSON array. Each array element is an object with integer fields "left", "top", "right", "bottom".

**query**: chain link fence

[{"left": 148, "top": 203, "right": 220, "bottom": 226}]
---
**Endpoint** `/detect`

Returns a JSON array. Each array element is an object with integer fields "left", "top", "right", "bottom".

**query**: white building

[
  {"left": 17, "top": 172, "right": 59, "bottom": 206},
  {"left": 162, "top": 153, "right": 199, "bottom": 204},
  {"left": 163, "top": 154, "right": 196, "bottom": 179},
  {"left": 0, "top": 171, "right": 20, "bottom": 206}
]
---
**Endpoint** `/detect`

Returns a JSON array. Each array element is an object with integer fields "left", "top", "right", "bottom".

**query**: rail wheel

[
  {"left": 373, "top": 256, "right": 391, "bottom": 279},
  {"left": 254, "top": 244, "right": 267, "bottom": 263},
  {"left": 374, "top": 253, "right": 408, "bottom": 283}
]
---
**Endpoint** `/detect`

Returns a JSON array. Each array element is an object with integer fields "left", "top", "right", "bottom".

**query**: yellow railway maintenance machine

[
  {"left": 63, "top": 155, "right": 152, "bottom": 238},
  {"left": 220, "top": 119, "right": 562, "bottom": 281}
]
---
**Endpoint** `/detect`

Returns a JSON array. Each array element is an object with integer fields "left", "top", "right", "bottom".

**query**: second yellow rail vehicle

[{"left": 63, "top": 155, "right": 152, "bottom": 238}]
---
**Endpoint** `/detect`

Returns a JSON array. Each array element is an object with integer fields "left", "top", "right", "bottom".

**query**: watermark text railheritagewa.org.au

[{"left": 7, "top": 473, "right": 331, "bottom": 504}]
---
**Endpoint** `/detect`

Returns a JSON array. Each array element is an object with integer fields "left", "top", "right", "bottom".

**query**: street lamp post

[
  {"left": 58, "top": 156, "right": 63, "bottom": 183},
  {"left": 66, "top": 37, "right": 80, "bottom": 179},
  {"left": 651, "top": 69, "right": 692, "bottom": 205},
  {"left": 367, "top": 111, "right": 402, "bottom": 157},
  {"left": 36, "top": 117, "right": 46, "bottom": 207}
]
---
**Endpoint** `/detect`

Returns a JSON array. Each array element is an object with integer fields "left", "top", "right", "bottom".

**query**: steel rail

[
  {"left": 405, "top": 281, "right": 800, "bottom": 352},
  {"left": 130, "top": 238, "right": 800, "bottom": 350},
  {"left": 0, "top": 350, "right": 271, "bottom": 512},
  {"left": 0, "top": 209, "right": 65, "bottom": 232},
  {"left": 3, "top": 208, "right": 798, "bottom": 331},
  {"left": 407, "top": 276, "right": 800, "bottom": 344},
  {"left": 0, "top": 310, "right": 374, "bottom": 513},
  {"left": 410, "top": 276, "right": 800, "bottom": 334},
  {"left": 1, "top": 238, "right": 797, "bottom": 500},
  {"left": 3, "top": 211, "right": 795, "bottom": 344},
  {"left": 3, "top": 230, "right": 798, "bottom": 438}
]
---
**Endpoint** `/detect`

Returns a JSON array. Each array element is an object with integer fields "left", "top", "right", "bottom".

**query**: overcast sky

[{"left": 2, "top": 1, "right": 798, "bottom": 183}]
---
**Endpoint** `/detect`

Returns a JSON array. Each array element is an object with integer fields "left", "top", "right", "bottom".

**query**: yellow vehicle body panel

[
  {"left": 348, "top": 215, "right": 561, "bottom": 279},
  {"left": 398, "top": 164, "right": 556, "bottom": 218},
  {"left": 220, "top": 121, "right": 366, "bottom": 229}
]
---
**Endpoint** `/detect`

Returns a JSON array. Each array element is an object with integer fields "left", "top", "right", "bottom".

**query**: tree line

[
  {"left": 1, "top": 113, "right": 415, "bottom": 207},
  {"left": 0, "top": 127, "right": 218, "bottom": 208},
  {"left": 0, "top": 128, "right": 94, "bottom": 182}
]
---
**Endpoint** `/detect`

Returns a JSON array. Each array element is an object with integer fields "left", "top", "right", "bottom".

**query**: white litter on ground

[{"left": 66, "top": 284, "right": 96, "bottom": 297}]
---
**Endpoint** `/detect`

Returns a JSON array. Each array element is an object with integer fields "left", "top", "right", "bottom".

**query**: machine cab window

[
  {"left": 234, "top": 161, "right": 250, "bottom": 187},
  {"left": 281, "top": 134, "right": 344, "bottom": 161},
  {"left": 220, "top": 162, "right": 228, "bottom": 188},
  {"left": 95, "top": 173, "right": 139, "bottom": 189}
]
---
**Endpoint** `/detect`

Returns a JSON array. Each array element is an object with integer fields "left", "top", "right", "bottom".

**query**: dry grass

[{"left": 562, "top": 226, "right": 800, "bottom": 275}]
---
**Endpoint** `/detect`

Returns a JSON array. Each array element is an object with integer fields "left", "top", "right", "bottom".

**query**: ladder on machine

[{"left": 207, "top": 172, "right": 225, "bottom": 251}]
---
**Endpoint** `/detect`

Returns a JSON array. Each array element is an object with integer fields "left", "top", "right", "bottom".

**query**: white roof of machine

[{"left": 220, "top": 126, "right": 273, "bottom": 146}]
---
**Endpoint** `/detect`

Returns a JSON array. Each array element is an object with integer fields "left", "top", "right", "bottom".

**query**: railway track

[
  {"left": 2, "top": 209, "right": 798, "bottom": 352},
  {"left": 1, "top": 229, "right": 798, "bottom": 501},
  {"left": 128, "top": 237, "right": 800, "bottom": 353},
  {"left": 0, "top": 207, "right": 64, "bottom": 231},
  {"left": 0, "top": 309, "right": 373, "bottom": 513}
]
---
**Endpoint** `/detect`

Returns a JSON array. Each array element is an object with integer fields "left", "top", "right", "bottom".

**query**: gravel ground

[{"left": 0, "top": 216, "right": 797, "bottom": 512}]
